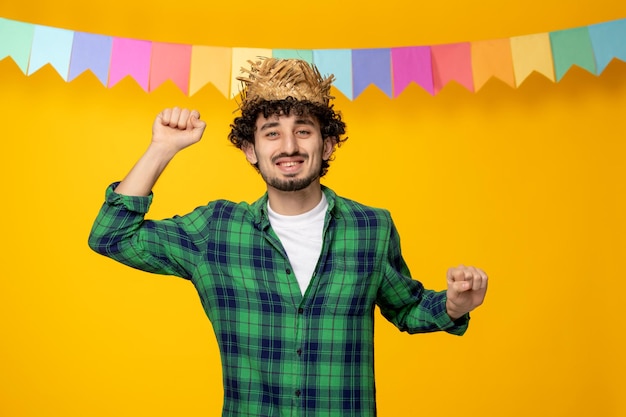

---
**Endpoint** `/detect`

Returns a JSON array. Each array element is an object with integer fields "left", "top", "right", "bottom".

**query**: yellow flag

[{"left": 510, "top": 33, "right": 555, "bottom": 86}]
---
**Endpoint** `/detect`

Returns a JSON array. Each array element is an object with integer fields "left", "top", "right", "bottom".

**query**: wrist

[
  {"left": 446, "top": 298, "right": 465, "bottom": 321},
  {"left": 146, "top": 141, "right": 179, "bottom": 162}
]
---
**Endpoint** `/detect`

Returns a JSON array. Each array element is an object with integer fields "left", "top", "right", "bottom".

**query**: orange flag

[
  {"left": 190, "top": 46, "right": 232, "bottom": 97},
  {"left": 471, "top": 39, "right": 515, "bottom": 91}
]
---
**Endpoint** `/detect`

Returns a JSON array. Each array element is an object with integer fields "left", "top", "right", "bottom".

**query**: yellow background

[{"left": 1, "top": 1, "right": 626, "bottom": 416}]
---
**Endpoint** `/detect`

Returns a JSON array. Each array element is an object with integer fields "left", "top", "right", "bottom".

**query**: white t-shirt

[{"left": 267, "top": 194, "right": 328, "bottom": 295}]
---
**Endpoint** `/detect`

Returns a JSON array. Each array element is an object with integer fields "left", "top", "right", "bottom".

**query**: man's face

[{"left": 244, "top": 112, "right": 333, "bottom": 193}]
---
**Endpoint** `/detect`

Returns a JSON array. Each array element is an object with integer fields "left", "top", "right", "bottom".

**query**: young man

[{"left": 89, "top": 58, "right": 488, "bottom": 417}]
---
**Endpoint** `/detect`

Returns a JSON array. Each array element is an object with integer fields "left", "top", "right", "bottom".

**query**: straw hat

[{"left": 237, "top": 57, "right": 335, "bottom": 110}]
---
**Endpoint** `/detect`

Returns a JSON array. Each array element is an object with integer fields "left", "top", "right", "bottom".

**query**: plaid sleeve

[
  {"left": 88, "top": 182, "right": 202, "bottom": 279},
  {"left": 376, "top": 213, "right": 469, "bottom": 335}
]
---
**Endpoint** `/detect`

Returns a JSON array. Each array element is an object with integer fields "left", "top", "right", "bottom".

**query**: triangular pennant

[
  {"left": 189, "top": 46, "right": 232, "bottom": 97},
  {"left": 352, "top": 48, "right": 392, "bottom": 98},
  {"left": 391, "top": 46, "right": 433, "bottom": 96},
  {"left": 108, "top": 38, "right": 152, "bottom": 91},
  {"left": 0, "top": 18, "right": 34, "bottom": 73},
  {"left": 588, "top": 18, "right": 626, "bottom": 74},
  {"left": 510, "top": 33, "right": 555, "bottom": 85},
  {"left": 230, "top": 48, "right": 273, "bottom": 99},
  {"left": 471, "top": 39, "right": 515, "bottom": 90},
  {"left": 431, "top": 43, "right": 473, "bottom": 93},
  {"left": 149, "top": 42, "right": 192, "bottom": 94},
  {"left": 312, "top": 49, "right": 353, "bottom": 100},
  {"left": 550, "top": 27, "right": 596, "bottom": 81},
  {"left": 28, "top": 25, "right": 74, "bottom": 80},
  {"left": 68, "top": 32, "right": 113, "bottom": 85}
]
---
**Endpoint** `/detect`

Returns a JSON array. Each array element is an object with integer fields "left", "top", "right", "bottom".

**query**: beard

[
  {"left": 257, "top": 152, "right": 322, "bottom": 192},
  {"left": 260, "top": 170, "right": 320, "bottom": 192}
]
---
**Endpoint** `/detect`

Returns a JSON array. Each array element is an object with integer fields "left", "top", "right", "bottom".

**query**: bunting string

[{"left": 1, "top": 16, "right": 625, "bottom": 98}]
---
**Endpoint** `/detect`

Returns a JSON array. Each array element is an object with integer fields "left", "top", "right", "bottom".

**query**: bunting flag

[
  {"left": 550, "top": 27, "right": 596, "bottom": 81},
  {"left": 510, "top": 33, "right": 555, "bottom": 86},
  {"left": 471, "top": 39, "right": 515, "bottom": 90},
  {"left": 352, "top": 48, "right": 393, "bottom": 98},
  {"left": 189, "top": 46, "right": 231, "bottom": 97},
  {"left": 431, "top": 43, "right": 474, "bottom": 93},
  {"left": 0, "top": 18, "right": 34, "bottom": 74},
  {"left": 69, "top": 32, "right": 113, "bottom": 85},
  {"left": 391, "top": 46, "right": 433, "bottom": 96},
  {"left": 28, "top": 25, "right": 73, "bottom": 79},
  {"left": 588, "top": 19, "right": 626, "bottom": 74},
  {"left": 230, "top": 47, "right": 273, "bottom": 98},
  {"left": 312, "top": 49, "right": 353, "bottom": 99},
  {"left": 108, "top": 38, "right": 152, "bottom": 91},
  {"left": 150, "top": 42, "right": 192, "bottom": 94},
  {"left": 1, "top": 16, "right": 625, "bottom": 98}
]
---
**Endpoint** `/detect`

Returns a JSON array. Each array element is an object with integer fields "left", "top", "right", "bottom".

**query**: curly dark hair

[{"left": 228, "top": 97, "right": 347, "bottom": 177}]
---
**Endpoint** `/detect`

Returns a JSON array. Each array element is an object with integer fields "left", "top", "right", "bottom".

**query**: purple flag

[
  {"left": 69, "top": 32, "right": 113, "bottom": 85},
  {"left": 352, "top": 48, "right": 392, "bottom": 98}
]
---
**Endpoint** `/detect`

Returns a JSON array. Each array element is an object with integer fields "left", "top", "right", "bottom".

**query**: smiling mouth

[
  {"left": 277, "top": 161, "right": 302, "bottom": 167},
  {"left": 274, "top": 153, "right": 307, "bottom": 169}
]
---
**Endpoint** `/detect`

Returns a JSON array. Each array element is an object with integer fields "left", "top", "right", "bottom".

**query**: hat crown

[{"left": 237, "top": 58, "right": 334, "bottom": 109}]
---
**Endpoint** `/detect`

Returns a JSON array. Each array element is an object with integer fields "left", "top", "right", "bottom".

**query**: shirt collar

[{"left": 249, "top": 185, "right": 340, "bottom": 230}]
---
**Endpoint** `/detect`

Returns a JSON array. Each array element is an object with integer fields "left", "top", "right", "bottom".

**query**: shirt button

[
  {"left": 298, "top": 307, "right": 304, "bottom": 314},
  {"left": 297, "top": 349, "right": 302, "bottom": 356},
  {"left": 286, "top": 268, "right": 291, "bottom": 274},
  {"left": 295, "top": 390, "right": 301, "bottom": 397}
]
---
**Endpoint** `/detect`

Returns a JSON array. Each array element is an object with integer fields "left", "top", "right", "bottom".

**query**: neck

[{"left": 267, "top": 182, "right": 323, "bottom": 215}]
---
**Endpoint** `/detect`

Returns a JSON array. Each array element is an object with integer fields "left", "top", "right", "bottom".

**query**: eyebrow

[
  {"left": 294, "top": 118, "right": 316, "bottom": 127},
  {"left": 259, "top": 118, "right": 316, "bottom": 132},
  {"left": 259, "top": 121, "right": 280, "bottom": 131}
]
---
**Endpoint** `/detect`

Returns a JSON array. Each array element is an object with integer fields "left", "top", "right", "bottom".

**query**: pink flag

[
  {"left": 150, "top": 42, "right": 192, "bottom": 94},
  {"left": 431, "top": 43, "right": 474, "bottom": 94},
  {"left": 108, "top": 38, "right": 152, "bottom": 91},
  {"left": 391, "top": 46, "right": 433, "bottom": 96}
]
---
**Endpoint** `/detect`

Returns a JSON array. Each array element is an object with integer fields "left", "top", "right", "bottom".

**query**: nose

[{"left": 281, "top": 132, "right": 298, "bottom": 154}]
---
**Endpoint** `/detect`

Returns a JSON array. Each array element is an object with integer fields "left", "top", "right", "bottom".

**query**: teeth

[{"left": 280, "top": 162, "right": 299, "bottom": 167}]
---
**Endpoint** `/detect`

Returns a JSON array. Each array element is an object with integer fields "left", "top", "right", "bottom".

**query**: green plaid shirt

[{"left": 89, "top": 183, "right": 469, "bottom": 417}]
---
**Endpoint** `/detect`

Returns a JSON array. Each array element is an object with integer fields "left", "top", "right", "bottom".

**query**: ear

[
  {"left": 243, "top": 142, "right": 258, "bottom": 164},
  {"left": 322, "top": 137, "right": 336, "bottom": 160}
]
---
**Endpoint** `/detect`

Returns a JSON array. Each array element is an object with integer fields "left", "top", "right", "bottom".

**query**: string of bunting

[{"left": 1, "top": 16, "right": 625, "bottom": 99}]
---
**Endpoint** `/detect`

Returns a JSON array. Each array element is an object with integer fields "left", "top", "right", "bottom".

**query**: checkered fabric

[{"left": 89, "top": 183, "right": 469, "bottom": 417}]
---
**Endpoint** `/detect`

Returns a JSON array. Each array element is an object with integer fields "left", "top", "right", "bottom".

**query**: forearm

[
  {"left": 114, "top": 143, "right": 177, "bottom": 197},
  {"left": 380, "top": 287, "right": 468, "bottom": 335},
  {"left": 88, "top": 184, "right": 194, "bottom": 277},
  {"left": 88, "top": 184, "right": 151, "bottom": 264}
]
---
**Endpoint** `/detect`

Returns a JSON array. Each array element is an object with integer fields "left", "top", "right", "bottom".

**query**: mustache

[{"left": 271, "top": 152, "right": 309, "bottom": 164}]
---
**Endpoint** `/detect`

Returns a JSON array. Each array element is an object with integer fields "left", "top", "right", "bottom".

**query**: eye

[
  {"left": 265, "top": 131, "right": 279, "bottom": 138},
  {"left": 296, "top": 129, "right": 311, "bottom": 137}
]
